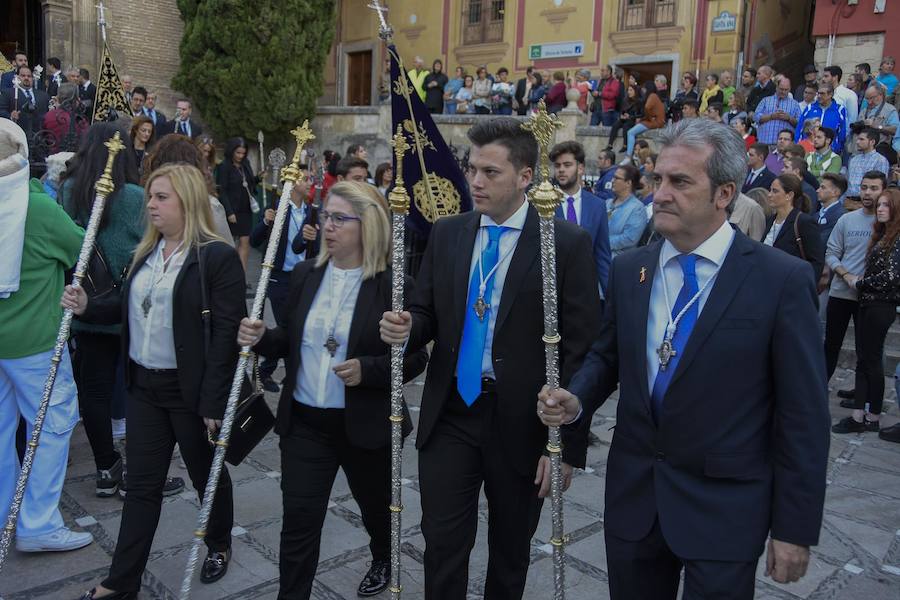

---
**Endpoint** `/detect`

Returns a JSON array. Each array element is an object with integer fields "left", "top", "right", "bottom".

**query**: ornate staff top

[
  {"left": 389, "top": 124, "right": 412, "bottom": 215},
  {"left": 521, "top": 99, "right": 563, "bottom": 218},
  {"left": 367, "top": 0, "right": 394, "bottom": 42},
  {"left": 95, "top": 132, "right": 125, "bottom": 197},
  {"left": 281, "top": 121, "right": 315, "bottom": 184}
]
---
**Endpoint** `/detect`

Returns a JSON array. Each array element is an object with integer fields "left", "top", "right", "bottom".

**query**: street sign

[
  {"left": 529, "top": 41, "right": 584, "bottom": 60},
  {"left": 711, "top": 10, "right": 737, "bottom": 33}
]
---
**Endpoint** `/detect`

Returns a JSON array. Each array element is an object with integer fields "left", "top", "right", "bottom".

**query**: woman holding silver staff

[
  {"left": 63, "top": 164, "right": 244, "bottom": 600},
  {"left": 237, "top": 181, "right": 428, "bottom": 600}
]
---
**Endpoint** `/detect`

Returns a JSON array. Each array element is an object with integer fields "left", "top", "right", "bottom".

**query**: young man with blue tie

[
  {"left": 380, "top": 118, "right": 601, "bottom": 600},
  {"left": 551, "top": 140, "right": 612, "bottom": 297},
  {"left": 538, "top": 119, "right": 829, "bottom": 599}
]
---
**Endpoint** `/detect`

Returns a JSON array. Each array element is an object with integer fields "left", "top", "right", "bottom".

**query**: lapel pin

[{"left": 639, "top": 267, "right": 647, "bottom": 283}]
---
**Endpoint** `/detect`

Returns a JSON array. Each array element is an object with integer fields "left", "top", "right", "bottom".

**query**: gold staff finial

[
  {"left": 521, "top": 100, "right": 564, "bottom": 218},
  {"left": 282, "top": 120, "right": 316, "bottom": 184},
  {"left": 94, "top": 132, "right": 125, "bottom": 197},
  {"left": 389, "top": 124, "right": 412, "bottom": 215}
]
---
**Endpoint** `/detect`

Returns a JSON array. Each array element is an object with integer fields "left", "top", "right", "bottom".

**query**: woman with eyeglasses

[{"left": 237, "top": 182, "right": 428, "bottom": 599}]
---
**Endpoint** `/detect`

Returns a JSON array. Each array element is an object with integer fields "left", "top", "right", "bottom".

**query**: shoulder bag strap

[
  {"left": 197, "top": 245, "right": 211, "bottom": 353},
  {"left": 793, "top": 214, "right": 807, "bottom": 261}
]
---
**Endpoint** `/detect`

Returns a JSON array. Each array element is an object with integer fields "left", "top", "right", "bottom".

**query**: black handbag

[{"left": 197, "top": 245, "right": 274, "bottom": 466}]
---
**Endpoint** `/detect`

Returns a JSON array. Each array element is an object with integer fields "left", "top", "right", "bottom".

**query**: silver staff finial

[
  {"left": 96, "top": 1, "right": 108, "bottom": 43},
  {"left": 367, "top": 0, "right": 394, "bottom": 42}
]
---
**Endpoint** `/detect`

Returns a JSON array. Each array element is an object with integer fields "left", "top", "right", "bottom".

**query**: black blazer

[
  {"left": 160, "top": 118, "right": 203, "bottom": 139},
  {"left": 568, "top": 231, "right": 830, "bottom": 561},
  {"left": 406, "top": 205, "right": 602, "bottom": 476},
  {"left": 249, "top": 204, "right": 320, "bottom": 268},
  {"left": 81, "top": 241, "right": 247, "bottom": 419},
  {"left": 216, "top": 161, "right": 258, "bottom": 217},
  {"left": 79, "top": 82, "right": 97, "bottom": 111},
  {"left": 741, "top": 167, "right": 775, "bottom": 194},
  {"left": 254, "top": 261, "right": 428, "bottom": 449},
  {"left": 514, "top": 77, "right": 530, "bottom": 115},
  {"left": 747, "top": 79, "right": 775, "bottom": 113},
  {"left": 0, "top": 88, "right": 50, "bottom": 134},
  {"left": 763, "top": 208, "right": 825, "bottom": 281}
]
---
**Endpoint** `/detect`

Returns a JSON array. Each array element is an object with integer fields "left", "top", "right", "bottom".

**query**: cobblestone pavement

[{"left": 3, "top": 255, "right": 900, "bottom": 599}]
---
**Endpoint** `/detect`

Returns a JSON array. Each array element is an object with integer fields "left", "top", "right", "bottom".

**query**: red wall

[{"left": 812, "top": 0, "right": 900, "bottom": 64}]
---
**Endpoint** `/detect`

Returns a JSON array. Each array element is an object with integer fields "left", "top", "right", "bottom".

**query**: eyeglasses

[{"left": 319, "top": 210, "right": 361, "bottom": 228}]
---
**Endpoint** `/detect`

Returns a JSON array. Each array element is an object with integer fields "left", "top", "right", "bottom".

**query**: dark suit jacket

[
  {"left": 79, "top": 82, "right": 97, "bottom": 111},
  {"left": 747, "top": 79, "right": 776, "bottom": 113},
  {"left": 143, "top": 107, "right": 167, "bottom": 129},
  {"left": 514, "top": 77, "right": 529, "bottom": 116},
  {"left": 45, "top": 73, "right": 62, "bottom": 98},
  {"left": 161, "top": 118, "right": 203, "bottom": 139},
  {"left": 555, "top": 189, "right": 612, "bottom": 296},
  {"left": 406, "top": 205, "right": 602, "bottom": 476},
  {"left": 568, "top": 231, "right": 829, "bottom": 561},
  {"left": 249, "top": 203, "right": 320, "bottom": 268},
  {"left": 253, "top": 261, "right": 429, "bottom": 449},
  {"left": 817, "top": 202, "right": 845, "bottom": 246},
  {"left": 81, "top": 241, "right": 246, "bottom": 419},
  {"left": 763, "top": 209, "right": 825, "bottom": 281},
  {"left": 741, "top": 167, "right": 776, "bottom": 194},
  {"left": 0, "top": 88, "right": 49, "bottom": 135}
]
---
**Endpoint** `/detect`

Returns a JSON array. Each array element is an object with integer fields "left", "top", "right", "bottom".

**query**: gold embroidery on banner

[
  {"left": 412, "top": 174, "right": 461, "bottom": 223},
  {"left": 92, "top": 43, "right": 132, "bottom": 123}
]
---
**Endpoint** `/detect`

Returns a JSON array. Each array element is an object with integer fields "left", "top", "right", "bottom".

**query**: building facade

[
  {"left": 323, "top": 0, "right": 814, "bottom": 105},
  {"left": 811, "top": 0, "right": 897, "bottom": 81}
]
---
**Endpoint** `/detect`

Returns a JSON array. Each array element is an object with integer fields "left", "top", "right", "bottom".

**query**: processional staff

[
  {"left": 179, "top": 122, "right": 316, "bottom": 599},
  {"left": 521, "top": 99, "right": 568, "bottom": 600},
  {"left": 0, "top": 133, "right": 126, "bottom": 574}
]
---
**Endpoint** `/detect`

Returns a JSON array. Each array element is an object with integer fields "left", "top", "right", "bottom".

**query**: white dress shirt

[
  {"left": 763, "top": 220, "right": 783, "bottom": 246},
  {"left": 833, "top": 84, "right": 859, "bottom": 125},
  {"left": 294, "top": 262, "right": 363, "bottom": 409},
  {"left": 464, "top": 199, "right": 529, "bottom": 379},
  {"left": 645, "top": 220, "right": 735, "bottom": 392},
  {"left": 128, "top": 240, "right": 188, "bottom": 369}
]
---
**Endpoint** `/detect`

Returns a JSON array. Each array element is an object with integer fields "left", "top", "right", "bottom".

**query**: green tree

[{"left": 173, "top": 0, "right": 336, "bottom": 142}]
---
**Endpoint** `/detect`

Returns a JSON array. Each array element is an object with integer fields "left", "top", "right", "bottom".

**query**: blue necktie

[
  {"left": 456, "top": 225, "right": 507, "bottom": 406},
  {"left": 650, "top": 254, "right": 699, "bottom": 423}
]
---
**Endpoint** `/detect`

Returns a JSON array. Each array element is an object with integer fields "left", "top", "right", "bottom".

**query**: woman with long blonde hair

[
  {"left": 237, "top": 181, "right": 428, "bottom": 599},
  {"left": 65, "top": 164, "right": 245, "bottom": 599}
]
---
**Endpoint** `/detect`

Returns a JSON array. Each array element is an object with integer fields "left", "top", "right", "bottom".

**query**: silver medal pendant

[
  {"left": 324, "top": 335, "right": 339, "bottom": 357},
  {"left": 473, "top": 296, "right": 489, "bottom": 321},
  {"left": 141, "top": 294, "right": 152, "bottom": 318},
  {"left": 657, "top": 338, "right": 676, "bottom": 371}
]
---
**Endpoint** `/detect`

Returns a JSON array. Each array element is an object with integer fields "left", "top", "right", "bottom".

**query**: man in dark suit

[
  {"left": 816, "top": 172, "right": 847, "bottom": 246},
  {"left": 0, "top": 66, "right": 50, "bottom": 139},
  {"left": 513, "top": 66, "right": 533, "bottom": 116},
  {"left": 747, "top": 64, "right": 776, "bottom": 114},
  {"left": 160, "top": 98, "right": 203, "bottom": 138},
  {"left": 142, "top": 91, "right": 167, "bottom": 129},
  {"left": 742, "top": 142, "right": 776, "bottom": 193},
  {"left": 0, "top": 51, "right": 28, "bottom": 91},
  {"left": 380, "top": 117, "right": 602, "bottom": 600},
  {"left": 44, "top": 57, "right": 63, "bottom": 98},
  {"left": 551, "top": 140, "right": 612, "bottom": 297},
  {"left": 249, "top": 170, "right": 320, "bottom": 392},
  {"left": 539, "top": 119, "right": 829, "bottom": 599},
  {"left": 77, "top": 68, "right": 97, "bottom": 113}
]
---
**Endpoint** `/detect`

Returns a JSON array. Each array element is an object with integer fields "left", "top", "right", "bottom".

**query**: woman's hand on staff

[
  {"left": 237, "top": 318, "right": 266, "bottom": 347},
  {"left": 60, "top": 285, "right": 88, "bottom": 316},
  {"left": 380, "top": 310, "right": 412, "bottom": 344},
  {"left": 302, "top": 224, "right": 318, "bottom": 241},
  {"left": 204, "top": 417, "right": 222, "bottom": 435},
  {"left": 333, "top": 359, "right": 362, "bottom": 386}
]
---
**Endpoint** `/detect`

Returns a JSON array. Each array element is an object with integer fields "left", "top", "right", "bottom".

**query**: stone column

[
  {"left": 70, "top": 0, "right": 99, "bottom": 72},
  {"left": 42, "top": 0, "right": 73, "bottom": 66}
]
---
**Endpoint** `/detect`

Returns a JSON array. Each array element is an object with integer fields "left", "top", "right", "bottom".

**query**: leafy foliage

[{"left": 173, "top": 0, "right": 336, "bottom": 142}]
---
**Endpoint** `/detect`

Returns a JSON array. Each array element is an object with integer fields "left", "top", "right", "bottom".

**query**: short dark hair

[
  {"left": 824, "top": 65, "right": 843, "bottom": 80},
  {"left": 598, "top": 149, "right": 616, "bottom": 164},
  {"left": 821, "top": 172, "right": 848, "bottom": 195},
  {"left": 466, "top": 117, "right": 537, "bottom": 172},
  {"left": 818, "top": 126, "right": 836, "bottom": 142},
  {"left": 616, "top": 163, "right": 642, "bottom": 190},
  {"left": 785, "top": 156, "right": 807, "bottom": 174},
  {"left": 707, "top": 102, "right": 723, "bottom": 115},
  {"left": 346, "top": 143, "right": 365, "bottom": 156},
  {"left": 784, "top": 144, "right": 807, "bottom": 158},
  {"left": 862, "top": 170, "right": 888, "bottom": 188},
  {"left": 549, "top": 140, "right": 586, "bottom": 165},
  {"left": 336, "top": 156, "right": 369, "bottom": 178},
  {"left": 856, "top": 62, "right": 872, "bottom": 74},
  {"left": 14, "top": 51, "right": 26, "bottom": 60},
  {"left": 778, "top": 128, "right": 794, "bottom": 139},
  {"left": 750, "top": 142, "right": 769, "bottom": 159},
  {"left": 497, "top": 67, "right": 509, "bottom": 76},
  {"left": 858, "top": 127, "right": 881, "bottom": 142},
  {"left": 804, "top": 82, "right": 818, "bottom": 92},
  {"left": 15, "top": 64, "right": 30, "bottom": 76},
  {"left": 374, "top": 162, "right": 392, "bottom": 187},
  {"left": 707, "top": 73, "right": 719, "bottom": 84},
  {"left": 682, "top": 99, "right": 700, "bottom": 111},
  {"left": 132, "top": 86, "right": 148, "bottom": 99},
  {"left": 48, "top": 57, "right": 61, "bottom": 70},
  {"left": 79, "top": 68, "right": 90, "bottom": 79},
  {"left": 744, "top": 67, "right": 757, "bottom": 77}
]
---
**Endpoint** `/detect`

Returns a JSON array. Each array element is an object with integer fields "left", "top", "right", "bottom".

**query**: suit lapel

[
  {"left": 668, "top": 234, "right": 755, "bottom": 388},
  {"left": 347, "top": 273, "right": 378, "bottom": 355},
  {"left": 291, "top": 266, "right": 326, "bottom": 356},
  {"left": 494, "top": 206, "right": 540, "bottom": 334},
  {"left": 634, "top": 243, "right": 662, "bottom": 412},
  {"left": 772, "top": 209, "right": 797, "bottom": 246},
  {"left": 453, "top": 213, "right": 480, "bottom": 334}
]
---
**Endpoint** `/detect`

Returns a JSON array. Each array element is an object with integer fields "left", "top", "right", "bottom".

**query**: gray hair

[
  {"left": 656, "top": 119, "right": 747, "bottom": 211},
  {"left": 577, "top": 68, "right": 591, "bottom": 79},
  {"left": 57, "top": 82, "right": 78, "bottom": 104}
]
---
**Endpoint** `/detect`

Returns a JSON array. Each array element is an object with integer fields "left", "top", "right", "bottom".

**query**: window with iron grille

[
  {"left": 462, "top": 0, "right": 505, "bottom": 45},
  {"left": 619, "top": 0, "right": 676, "bottom": 31}
]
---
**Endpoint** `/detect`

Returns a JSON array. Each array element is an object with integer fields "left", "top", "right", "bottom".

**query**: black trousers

[
  {"left": 104, "top": 363, "right": 233, "bottom": 593},
  {"left": 260, "top": 272, "right": 292, "bottom": 380},
  {"left": 854, "top": 302, "right": 896, "bottom": 415},
  {"left": 607, "top": 117, "right": 636, "bottom": 147},
  {"left": 823, "top": 296, "right": 860, "bottom": 380},
  {"left": 605, "top": 519, "right": 758, "bottom": 600},
  {"left": 73, "top": 332, "right": 121, "bottom": 470},
  {"left": 278, "top": 402, "right": 390, "bottom": 600},
  {"left": 418, "top": 385, "right": 543, "bottom": 600}
]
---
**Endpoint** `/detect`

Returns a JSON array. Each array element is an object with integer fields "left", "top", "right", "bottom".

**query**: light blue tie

[
  {"left": 456, "top": 225, "right": 507, "bottom": 406},
  {"left": 650, "top": 254, "right": 699, "bottom": 423}
]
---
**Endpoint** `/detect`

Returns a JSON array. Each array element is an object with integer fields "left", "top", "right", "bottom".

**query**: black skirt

[{"left": 229, "top": 212, "right": 252, "bottom": 237}]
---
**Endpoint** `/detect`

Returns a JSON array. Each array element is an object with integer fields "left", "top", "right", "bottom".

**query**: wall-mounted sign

[
  {"left": 529, "top": 41, "right": 584, "bottom": 60},
  {"left": 711, "top": 10, "right": 737, "bottom": 33}
]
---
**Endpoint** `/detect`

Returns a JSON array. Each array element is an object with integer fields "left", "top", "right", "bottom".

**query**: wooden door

[
  {"left": 347, "top": 50, "right": 372, "bottom": 106},
  {"left": 620, "top": 61, "right": 672, "bottom": 97}
]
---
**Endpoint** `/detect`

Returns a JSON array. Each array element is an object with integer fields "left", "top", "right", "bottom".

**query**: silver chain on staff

[
  {"left": 0, "top": 132, "right": 126, "bottom": 574},
  {"left": 522, "top": 100, "right": 567, "bottom": 600},
  {"left": 179, "top": 122, "right": 315, "bottom": 599}
]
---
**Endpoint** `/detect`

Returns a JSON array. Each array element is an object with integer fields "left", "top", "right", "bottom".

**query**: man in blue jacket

[
  {"left": 552, "top": 141, "right": 612, "bottom": 298},
  {"left": 593, "top": 149, "right": 617, "bottom": 201}
]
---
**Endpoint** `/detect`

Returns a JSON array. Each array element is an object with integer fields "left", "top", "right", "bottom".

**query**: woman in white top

[
  {"left": 66, "top": 164, "right": 246, "bottom": 600},
  {"left": 238, "top": 182, "right": 428, "bottom": 599},
  {"left": 761, "top": 173, "right": 825, "bottom": 280}
]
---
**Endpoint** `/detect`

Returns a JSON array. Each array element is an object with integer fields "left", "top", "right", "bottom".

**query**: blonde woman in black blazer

[
  {"left": 65, "top": 164, "right": 245, "bottom": 600},
  {"left": 762, "top": 173, "right": 825, "bottom": 281},
  {"left": 238, "top": 182, "right": 428, "bottom": 600}
]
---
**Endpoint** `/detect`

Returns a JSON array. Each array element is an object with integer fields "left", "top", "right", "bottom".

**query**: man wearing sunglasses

[{"left": 796, "top": 84, "right": 848, "bottom": 154}]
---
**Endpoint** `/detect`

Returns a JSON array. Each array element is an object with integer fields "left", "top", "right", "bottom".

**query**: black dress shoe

[
  {"left": 357, "top": 559, "right": 390, "bottom": 597},
  {"left": 879, "top": 423, "right": 900, "bottom": 443},
  {"left": 77, "top": 588, "right": 137, "bottom": 599},
  {"left": 832, "top": 416, "right": 879, "bottom": 434},
  {"left": 837, "top": 388, "right": 855, "bottom": 399},
  {"left": 839, "top": 398, "right": 857, "bottom": 409},
  {"left": 200, "top": 549, "right": 231, "bottom": 584}
]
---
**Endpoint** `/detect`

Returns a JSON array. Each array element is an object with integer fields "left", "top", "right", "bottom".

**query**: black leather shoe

[
  {"left": 839, "top": 398, "right": 856, "bottom": 409},
  {"left": 879, "top": 423, "right": 900, "bottom": 443},
  {"left": 77, "top": 588, "right": 137, "bottom": 599},
  {"left": 200, "top": 549, "right": 231, "bottom": 584},
  {"left": 832, "top": 416, "right": 879, "bottom": 434},
  {"left": 357, "top": 559, "right": 390, "bottom": 597},
  {"left": 837, "top": 388, "right": 855, "bottom": 399}
]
